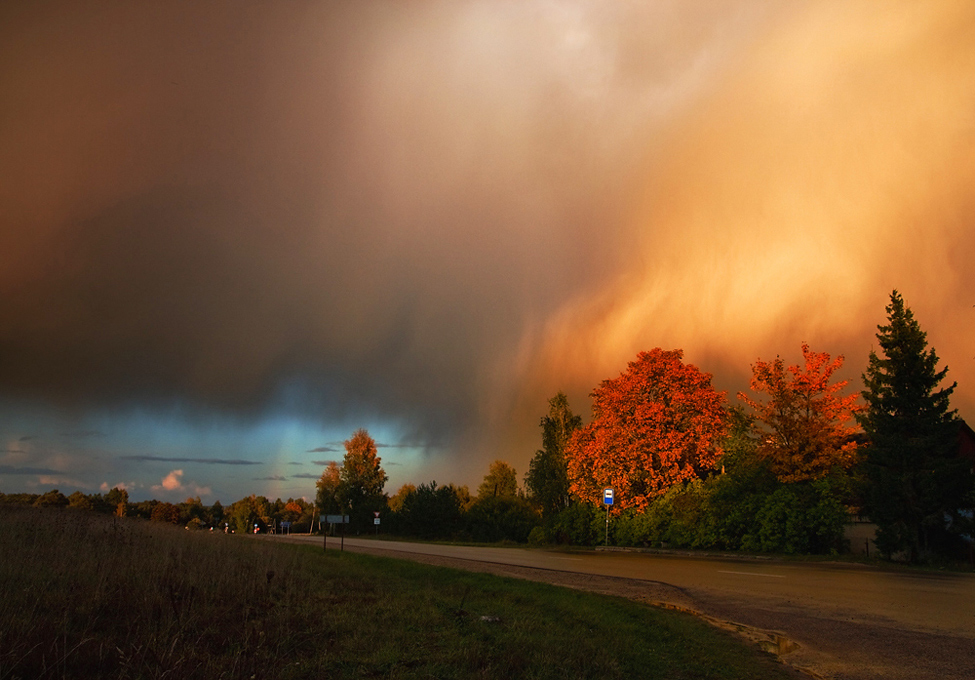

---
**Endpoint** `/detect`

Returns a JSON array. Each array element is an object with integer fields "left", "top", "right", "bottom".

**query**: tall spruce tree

[{"left": 858, "top": 290, "right": 973, "bottom": 561}]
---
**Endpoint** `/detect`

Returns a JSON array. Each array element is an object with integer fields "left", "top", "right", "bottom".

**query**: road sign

[
  {"left": 325, "top": 514, "right": 350, "bottom": 524},
  {"left": 603, "top": 488, "right": 614, "bottom": 505},
  {"left": 374, "top": 511, "right": 380, "bottom": 518},
  {"left": 374, "top": 518, "right": 380, "bottom": 525},
  {"left": 280, "top": 521, "right": 291, "bottom": 528}
]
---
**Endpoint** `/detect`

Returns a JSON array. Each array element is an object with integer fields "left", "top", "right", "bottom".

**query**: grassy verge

[{"left": 1, "top": 506, "right": 796, "bottom": 679}]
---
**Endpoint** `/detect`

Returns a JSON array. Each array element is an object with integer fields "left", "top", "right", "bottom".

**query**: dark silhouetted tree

[
  {"left": 525, "top": 391, "right": 581, "bottom": 517},
  {"left": 858, "top": 290, "right": 974, "bottom": 561},
  {"left": 104, "top": 486, "right": 128, "bottom": 516},
  {"left": 68, "top": 491, "right": 94, "bottom": 510},
  {"left": 33, "top": 489, "right": 68, "bottom": 507},
  {"left": 208, "top": 499, "right": 224, "bottom": 527},
  {"left": 150, "top": 502, "right": 180, "bottom": 524},
  {"left": 466, "top": 495, "right": 539, "bottom": 543},
  {"left": 397, "top": 481, "right": 465, "bottom": 539}
]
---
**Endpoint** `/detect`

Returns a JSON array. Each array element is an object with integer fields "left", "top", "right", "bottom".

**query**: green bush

[
  {"left": 465, "top": 496, "right": 540, "bottom": 543},
  {"left": 741, "top": 479, "right": 848, "bottom": 554},
  {"left": 545, "top": 502, "right": 598, "bottom": 545},
  {"left": 395, "top": 481, "right": 465, "bottom": 540},
  {"left": 527, "top": 525, "right": 548, "bottom": 546},
  {"left": 595, "top": 470, "right": 850, "bottom": 555}
]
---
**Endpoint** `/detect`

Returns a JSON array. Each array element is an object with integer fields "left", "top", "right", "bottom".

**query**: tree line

[
  {"left": 365, "top": 290, "right": 974, "bottom": 563},
  {"left": 0, "top": 486, "right": 320, "bottom": 535},
  {"left": 6, "top": 291, "right": 971, "bottom": 563}
]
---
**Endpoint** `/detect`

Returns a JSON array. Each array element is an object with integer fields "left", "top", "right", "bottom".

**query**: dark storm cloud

[
  {"left": 0, "top": 465, "right": 63, "bottom": 476},
  {"left": 0, "top": 1, "right": 760, "bottom": 454},
  {"left": 2, "top": 0, "right": 973, "bottom": 488},
  {"left": 120, "top": 456, "right": 262, "bottom": 466}
]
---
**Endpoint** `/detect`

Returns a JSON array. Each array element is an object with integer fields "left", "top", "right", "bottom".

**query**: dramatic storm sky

[{"left": 2, "top": 1, "right": 974, "bottom": 503}]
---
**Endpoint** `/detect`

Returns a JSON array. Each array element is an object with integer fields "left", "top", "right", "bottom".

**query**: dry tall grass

[
  {"left": 1, "top": 504, "right": 797, "bottom": 679},
  {"left": 1, "top": 505, "right": 317, "bottom": 679}
]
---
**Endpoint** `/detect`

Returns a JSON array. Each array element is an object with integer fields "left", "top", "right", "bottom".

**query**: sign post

[
  {"left": 374, "top": 511, "right": 380, "bottom": 535},
  {"left": 321, "top": 514, "right": 350, "bottom": 551},
  {"left": 603, "top": 488, "right": 614, "bottom": 546}
]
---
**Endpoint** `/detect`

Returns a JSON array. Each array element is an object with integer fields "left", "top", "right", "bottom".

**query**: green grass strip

[{"left": 0, "top": 506, "right": 796, "bottom": 679}]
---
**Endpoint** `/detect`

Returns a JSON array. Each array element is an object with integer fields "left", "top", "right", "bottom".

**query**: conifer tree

[{"left": 858, "top": 290, "right": 973, "bottom": 561}]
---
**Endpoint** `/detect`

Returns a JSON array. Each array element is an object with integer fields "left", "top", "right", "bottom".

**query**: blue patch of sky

[{"left": 1, "top": 400, "right": 429, "bottom": 503}]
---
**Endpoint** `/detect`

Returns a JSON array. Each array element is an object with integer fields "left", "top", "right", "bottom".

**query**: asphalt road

[{"left": 280, "top": 535, "right": 975, "bottom": 679}]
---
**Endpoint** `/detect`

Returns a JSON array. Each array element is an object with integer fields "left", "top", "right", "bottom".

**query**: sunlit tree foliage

[
  {"left": 566, "top": 348, "right": 727, "bottom": 511},
  {"left": 476, "top": 460, "right": 519, "bottom": 499},
  {"left": 738, "top": 343, "right": 861, "bottom": 483},
  {"left": 339, "top": 429, "right": 388, "bottom": 532}
]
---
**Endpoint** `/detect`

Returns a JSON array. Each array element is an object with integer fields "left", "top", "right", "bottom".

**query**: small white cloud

[
  {"left": 151, "top": 470, "right": 211, "bottom": 498},
  {"left": 162, "top": 469, "right": 183, "bottom": 490},
  {"left": 152, "top": 469, "right": 184, "bottom": 492}
]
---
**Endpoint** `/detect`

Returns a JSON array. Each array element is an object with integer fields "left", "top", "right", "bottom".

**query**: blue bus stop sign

[{"left": 603, "top": 488, "right": 614, "bottom": 505}]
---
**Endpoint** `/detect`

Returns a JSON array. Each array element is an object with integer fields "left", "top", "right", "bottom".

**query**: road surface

[{"left": 277, "top": 535, "right": 975, "bottom": 679}]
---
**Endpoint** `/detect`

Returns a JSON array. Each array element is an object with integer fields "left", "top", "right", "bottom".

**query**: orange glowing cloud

[{"left": 499, "top": 1, "right": 975, "bottom": 468}]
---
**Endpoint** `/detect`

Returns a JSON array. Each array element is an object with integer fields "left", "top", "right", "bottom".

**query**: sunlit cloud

[
  {"left": 160, "top": 470, "right": 182, "bottom": 491},
  {"left": 38, "top": 475, "right": 88, "bottom": 489},
  {"left": 0, "top": 1, "right": 972, "bottom": 498},
  {"left": 151, "top": 469, "right": 212, "bottom": 497},
  {"left": 502, "top": 0, "right": 975, "bottom": 460},
  {"left": 100, "top": 481, "right": 135, "bottom": 493}
]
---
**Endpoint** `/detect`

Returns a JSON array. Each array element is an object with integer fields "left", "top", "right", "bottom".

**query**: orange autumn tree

[
  {"left": 566, "top": 348, "right": 727, "bottom": 511},
  {"left": 738, "top": 343, "right": 861, "bottom": 483}
]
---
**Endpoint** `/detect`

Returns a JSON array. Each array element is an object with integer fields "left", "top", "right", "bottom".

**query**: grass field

[{"left": 0, "top": 505, "right": 797, "bottom": 679}]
